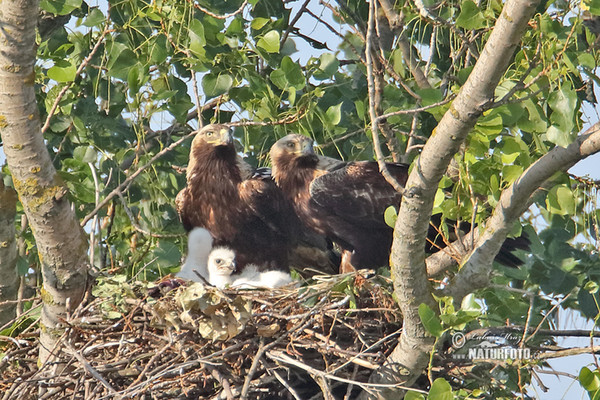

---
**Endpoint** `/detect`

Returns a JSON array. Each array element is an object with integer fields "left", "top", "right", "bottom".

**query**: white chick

[
  {"left": 206, "top": 247, "right": 293, "bottom": 289},
  {"left": 177, "top": 227, "right": 213, "bottom": 281}
]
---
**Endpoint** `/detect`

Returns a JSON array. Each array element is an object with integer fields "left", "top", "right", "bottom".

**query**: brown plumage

[
  {"left": 271, "top": 134, "right": 408, "bottom": 272},
  {"left": 176, "top": 124, "right": 299, "bottom": 271},
  {"left": 270, "top": 134, "right": 529, "bottom": 273}
]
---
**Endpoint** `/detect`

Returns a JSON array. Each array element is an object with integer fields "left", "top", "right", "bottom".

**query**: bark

[
  {"left": 445, "top": 123, "right": 600, "bottom": 302},
  {"left": 0, "top": 0, "right": 89, "bottom": 366},
  {"left": 0, "top": 177, "right": 18, "bottom": 326},
  {"left": 364, "top": 0, "right": 543, "bottom": 397}
]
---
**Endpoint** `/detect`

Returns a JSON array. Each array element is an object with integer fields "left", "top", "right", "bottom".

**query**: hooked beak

[
  {"left": 301, "top": 138, "right": 315, "bottom": 155},
  {"left": 217, "top": 127, "right": 233, "bottom": 146}
]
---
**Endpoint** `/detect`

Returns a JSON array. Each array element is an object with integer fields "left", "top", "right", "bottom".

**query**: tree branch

[
  {"left": 365, "top": 1, "right": 542, "bottom": 397},
  {"left": 445, "top": 123, "right": 600, "bottom": 302}
]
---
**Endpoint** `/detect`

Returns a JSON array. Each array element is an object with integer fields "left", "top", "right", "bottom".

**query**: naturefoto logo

[{"left": 450, "top": 330, "right": 532, "bottom": 361}]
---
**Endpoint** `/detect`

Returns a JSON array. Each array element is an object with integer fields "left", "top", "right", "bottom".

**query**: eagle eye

[
  {"left": 286, "top": 142, "right": 295, "bottom": 149},
  {"left": 215, "top": 258, "right": 222, "bottom": 264},
  {"left": 206, "top": 131, "right": 214, "bottom": 137}
]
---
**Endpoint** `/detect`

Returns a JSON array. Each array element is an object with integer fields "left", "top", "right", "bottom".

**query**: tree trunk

[
  {"left": 0, "top": 177, "right": 18, "bottom": 327},
  {"left": 364, "top": 0, "right": 542, "bottom": 397},
  {"left": 0, "top": 0, "right": 89, "bottom": 366}
]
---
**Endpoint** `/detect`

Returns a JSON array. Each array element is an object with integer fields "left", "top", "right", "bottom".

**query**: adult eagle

[
  {"left": 176, "top": 124, "right": 299, "bottom": 271},
  {"left": 270, "top": 134, "right": 528, "bottom": 272}
]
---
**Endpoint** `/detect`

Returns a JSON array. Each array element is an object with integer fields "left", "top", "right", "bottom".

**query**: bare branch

[{"left": 366, "top": 0, "right": 405, "bottom": 194}]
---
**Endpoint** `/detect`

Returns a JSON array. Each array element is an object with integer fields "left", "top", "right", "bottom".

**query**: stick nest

[{"left": 0, "top": 271, "right": 402, "bottom": 399}]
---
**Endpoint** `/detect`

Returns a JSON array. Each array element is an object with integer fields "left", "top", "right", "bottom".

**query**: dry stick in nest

[
  {"left": 64, "top": 344, "right": 118, "bottom": 396},
  {"left": 239, "top": 296, "right": 347, "bottom": 399}
]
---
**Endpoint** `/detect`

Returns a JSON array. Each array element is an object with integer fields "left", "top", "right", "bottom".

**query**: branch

[
  {"left": 366, "top": 1, "right": 542, "bottom": 397},
  {"left": 80, "top": 129, "right": 197, "bottom": 226},
  {"left": 366, "top": 0, "right": 405, "bottom": 194},
  {"left": 41, "top": 28, "right": 111, "bottom": 134},
  {"left": 444, "top": 123, "right": 600, "bottom": 302}
]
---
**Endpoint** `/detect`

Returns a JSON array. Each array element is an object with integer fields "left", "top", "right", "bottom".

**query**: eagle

[
  {"left": 270, "top": 134, "right": 528, "bottom": 272},
  {"left": 176, "top": 124, "right": 300, "bottom": 272}
]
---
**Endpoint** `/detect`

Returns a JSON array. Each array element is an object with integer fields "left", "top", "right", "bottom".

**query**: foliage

[{"left": 0, "top": 0, "right": 599, "bottom": 398}]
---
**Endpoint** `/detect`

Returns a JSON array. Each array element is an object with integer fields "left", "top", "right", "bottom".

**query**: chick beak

[{"left": 226, "top": 259, "right": 237, "bottom": 274}]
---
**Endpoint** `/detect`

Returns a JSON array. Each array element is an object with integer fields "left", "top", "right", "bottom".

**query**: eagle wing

[
  {"left": 309, "top": 162, "right": 408, "bottom": 229},
  {"left": 238, "top": 177, "right": 300, "bottom": 242},
  {"left": 175, "top": 187, "right": 193, "bottom": 231}
]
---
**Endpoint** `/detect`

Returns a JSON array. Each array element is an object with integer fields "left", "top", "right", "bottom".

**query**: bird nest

[{"left": 0, "top": 271, "right": 402, "bottom": 399}]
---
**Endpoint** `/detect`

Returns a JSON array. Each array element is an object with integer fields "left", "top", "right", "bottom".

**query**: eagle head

[
  {"left": 208, "top": 247, "right": 237, "bottom": 276},
  {"left": 271, "top": 134, "right": 315, "bottom": 160},
  {"left": 192, "top": 124, "right": 233, "bottom": 148}
]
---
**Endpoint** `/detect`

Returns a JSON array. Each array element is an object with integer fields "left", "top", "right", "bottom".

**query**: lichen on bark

[{"left": 0, "top": 177, "right": 18, "bottom": 327}]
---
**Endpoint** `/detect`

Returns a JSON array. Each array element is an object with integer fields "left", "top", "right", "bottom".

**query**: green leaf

[
  {"left": 202, "top": 73, "right": 233, "bottom": 98},
  {"left": 578, "top": 290, "right": 600, "bottom": 319},
  {"left": 546, "top": 184, "right": 576, "bottom": 215},
  {"left": 313, "top": 53, "right": 339, "bottom": 80},
  {"left": 47, "top": 62, "right": 76, "bottom": 82},
  {"left": 518, "top": 99, "right": 547, "bottom": 133},
  {"left": 384, "top": 206, "right": 397, "bottom": 228},
  {"left": 153, "top": 241, "right": 182, "bottom": 269},
  {"left": 188, "top": 19, "right": 206, "bottom": 59},
  {"left": 257, "top": 30, "right": 280, "bottom": 53},
  {"left": 325, "top": 103, "right": 343, "bottom": 125},
  {"left": 455, "top": 0, "right": 486, "bottom": 30},
  {"left": 73, "top": 146, "right": 97, "bottom": 163},
  {"left": 40, "top": 0, "right": 82, "bottom": 15},
  {"left": 251, "top": 17, "right": 270, "bottom": 30},
  {"left": 460, "top": 294, "right": 481, "bottom": 312},
  {"left": 16, "top": 256, "right": 30, "bottom": 276},
  {"left": 428, "top": 378, "right": 453, "bottom": 400},
  {"left": 106, "top": 42, "right": 137, "bottom": 80},
  {"left": 404, "top": 391, "right": 426, "bottom": 400},
  {"left": 588, "top": 0, "right": 600, "bottom": 16},
  {"left": 83, "top": 8, "right": 106, "bottom": 27},
  {"left": 270, "top": 56, "right": 305, "bottom": 90},
  {"left": 547, "top": 83, "right": 577, "bottom": 147},
  {"left": 580, "top": 367, "right": 600, "bottom": 392},
  {"left": 418, "top": 303, "right": 443, "bottom": 337},
  {"left": 501, "top": 164, "right": 523, "bottom": 184}
]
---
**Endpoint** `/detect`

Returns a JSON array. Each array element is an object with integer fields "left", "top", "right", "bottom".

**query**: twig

[
  {"left": 365, "top": 0, "right": 405, "bottom": 194},
  {"left": 88, "top": 162, "right": 100, "bottom": 270},
  {"left": 81, "top": 129, "right": 197, "bottom": 226},
  {"left": 116, "top": 191, "right": 182, "bottom": 238},
  {"left": 269, "top": 366, "right": 302, "bottom": 400},
  {"left": 65, "top": 344, "right": 119, "bottom": 395},
  {"left": 266, "top": 350, "right": 428, "bottom": 393},
  {"left": 42, "top": 28, "right": 112, "bottom": 134},
  {"left": 209, "top": 367, "right": 234, "bottom": 400},
  {"left": 189, "top": 0, "right": 248, "bottom": 19},
  {"left": 281, "top": 0, "right": 311, "bottom": 46},
  {"left": 535, "top": 346, "right": 600, "bottom": 360},
  {"left": 240, "top": 339, "right": 266, "bottom": 400}
]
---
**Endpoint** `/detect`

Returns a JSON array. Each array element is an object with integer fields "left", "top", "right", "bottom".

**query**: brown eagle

[
  {"left": 176, "top": 124, "right": 299, "bottom": 271},
  {"left": 270, "top": 134, "right": 528, "bottom": 272}
]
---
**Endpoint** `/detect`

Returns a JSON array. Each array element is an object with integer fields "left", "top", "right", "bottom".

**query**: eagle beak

[
  {"left": 219, "top": 127, "right": 233, "bottom": 146},
  {"left": 302, "top": 139, "right": 315, "bottom": 155}
]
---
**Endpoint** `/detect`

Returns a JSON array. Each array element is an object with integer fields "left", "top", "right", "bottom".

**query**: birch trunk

[
  {"left": 0, "top": 177, "right": 18, "bottom": 326},
  {"left": 0, "top": 0, "right": 89, "bottom": 365}
]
